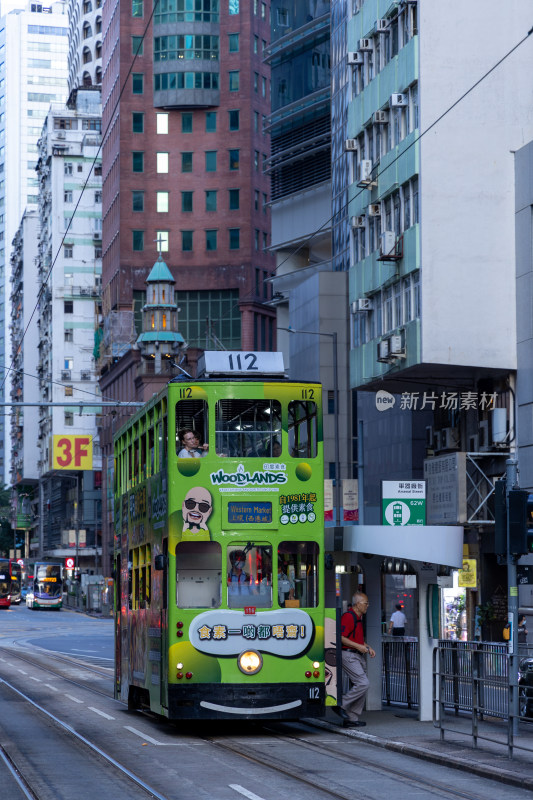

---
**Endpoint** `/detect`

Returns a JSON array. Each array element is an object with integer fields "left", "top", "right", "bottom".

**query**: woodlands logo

[{"left": 210, "top": 463, "right": 288, "bottom": 486}]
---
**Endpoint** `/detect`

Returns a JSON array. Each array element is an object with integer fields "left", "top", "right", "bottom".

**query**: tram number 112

[
  {"left": 228, "top": 353, "right": 258, "bottom": 371},
  {"left": 308, "top": 686, "right": 320, "bottom": 699}
]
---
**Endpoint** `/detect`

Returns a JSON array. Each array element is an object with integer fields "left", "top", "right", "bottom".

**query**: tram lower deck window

[
  {"left": 278, "top": 542, "right": 319, "bottom": 608},
  {"left": 227, "top": 544, "right": 272, "bottom": 608},
  {"left": 176, "top": 541, "right": 221, "bottom": 608}
]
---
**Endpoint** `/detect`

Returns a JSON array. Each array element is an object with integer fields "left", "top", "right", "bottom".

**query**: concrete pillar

[
  {"left": 364, "top": 555, "right": 383, "bottom": 711},
  {"left": 417, "top": 570, "right": 438, "bottom": 721}
]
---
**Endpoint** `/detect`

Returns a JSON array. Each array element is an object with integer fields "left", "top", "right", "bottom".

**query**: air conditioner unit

[
  {"left": 80, "top": 371, "right": 91, "bottom": 381},
  {"left": 80, "top": 287, "right": 91, "bottom": 296},
  {"left": 373, "top": 110, "right": 389, "bottom": 124},
  {"left": 61, "top": 370, "right": 71, "bottom": 380},
  {"left": 56, "top": 131, "right": 66, "bottom": 139},
  {"left": 380, "top": 230, "right": 396, "bottom": 255},
  {"left": 377, "top": 339, "right": 390, "bottom": 362},
  {"left": 368, "top": 203, "right": 381, "bottom": 217},
  {"left": 350, "top": 215, "right": 366, "bottom": 228},
  {"left": 359, "top": 159, "right": 373, "bottom": 182},
  {"left": 358, "top": 297, "right": 373, "bottom": 311},
  {"left": 358, "top": 38, "right": 373, "bottom": 51},
  {"left": 345, "top": 138, "right": 358, "bottom": 152},
  {"left": 377, "top": 18, "right": 389, "bottom": 32},
  {"left": 441, "top": 427, "right": 460, "bottom": 450},
  {"left": 347, "top": 51, "right": 364, "bottom": 65},
  {"left": 390, "top": 93, "right": 407, "bottom": 107},
  {"left": 93, "top": 232, "right": 101, "bottom": 240},
  {"left": 389, "top": 333, "right": 405, "bottom": 356}
]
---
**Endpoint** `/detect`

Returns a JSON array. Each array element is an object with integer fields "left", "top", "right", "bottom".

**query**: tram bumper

[{"left": 168, "top": 683, "right": 325, "bottom": 720}]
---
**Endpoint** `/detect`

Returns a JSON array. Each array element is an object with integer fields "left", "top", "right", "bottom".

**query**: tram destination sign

[
  {"left": 381, "top": 480, "right": 426, "bottom": 526},
  {"left": 228, "top": 501, "right": 272, "bottom": 524},
  {"left": 197, "top": 351, "right": 285, "bottom": 377}
]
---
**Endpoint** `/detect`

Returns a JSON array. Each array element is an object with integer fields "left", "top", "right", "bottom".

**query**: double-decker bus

[
  {"left": 9, "top": 559, "right": 22, "bottom": 605},
  {"left": 26, "top": 562, "right": 63, "bottom": 610},
  {"left": 0, "top": 558, "right": 11, "bottom": 608},
  {"left": 114, "top": 351, "right": 326, "bottom": 720}
]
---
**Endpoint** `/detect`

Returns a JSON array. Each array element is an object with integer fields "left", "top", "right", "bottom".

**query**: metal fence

[
  {"left": 382, "top": 639, "right": 419, "bottom": 708},
  {"left": 433, "top": 640, "right": 533, "bottom": 759}
]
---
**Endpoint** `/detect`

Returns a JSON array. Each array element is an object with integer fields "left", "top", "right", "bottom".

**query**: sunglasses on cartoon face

[{"left": 184, "top": 498, "right": 211, "bottom": 513}]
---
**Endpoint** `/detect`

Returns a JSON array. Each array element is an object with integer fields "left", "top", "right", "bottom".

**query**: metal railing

[
  {"left": 382, "top": 639, "right": 419, "bottom": 708},
  {"left": 433, "top": 640, "right": 533, "bottom": 759}
]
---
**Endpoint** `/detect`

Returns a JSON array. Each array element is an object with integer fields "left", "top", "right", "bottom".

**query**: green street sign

[{"left": 382, "top": 480, "right": 426, "bottom": 526}]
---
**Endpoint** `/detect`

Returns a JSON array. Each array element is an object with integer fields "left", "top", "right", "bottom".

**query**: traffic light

[
  {"left": 508, "top": 488, "right": 529, "bottom": 556},
  {"left": 494, "top": 479, "right": 507, "bottom": 555},
  {"left": 527, "top": 495, "right": 533, "bottom": 554}
]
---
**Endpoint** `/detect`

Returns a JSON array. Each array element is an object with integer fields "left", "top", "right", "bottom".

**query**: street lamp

[{"left": 279, "top": 326, "right": 341, "bottom": 525}]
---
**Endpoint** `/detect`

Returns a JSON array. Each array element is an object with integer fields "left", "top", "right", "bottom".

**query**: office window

[
  {"left": 157, "top": 191, "right": 169, "bottom": 212},
  {"left": 205, "top": 190, "right": 217, "bottom": 211},
  {"left": 205, "top": 151, "right": 217, "bottom": 172},
  {"left": 182, "top": 231, "right": 192, "bottom": 251},
  {"left": 132, "top": 190, "right": 144, "bottom": 211},
  {"left": 206, "top": 229, "right": 217, "bottom": 251},
  {"left": 64, "top": 328, "right": 74, "bottom": 342},
  {"left": 157, "top": 152, "right": 169, "bottom": 173},
  {"left": 261, "top": 2, "right": 266, "bottom": 18},
  {"left": 156, "top": 231, "right": 169, "bottom": 252},
  {"left": 229, "top": 109, "right": 239, "bottom": 131},
  {"left": 229, "top": 33, "right": 239, "bottom": 52},
  {"left": 132, "top": 73, "right": 144, "bottom": 94},
  {"left": 228, "top": 189, "right": 239, "bottom": 210},
  {"left": 229, "top": 71, "right": 239, "bottom": 91},
  {"left": 64, "top": 300, "right": 73, "bottom": 314},
  {"left": 132, "top": 35, "right": 143, "bottom": 55},
  {"left": 64, "top": 162, "right": 73, "bottom": 175},
  {"left": 262, "top": 232, "right": 268, "bottom": 250},
  {"left": 65, "top": 412, "right": 74, "bottom": 427},
  {"left": 229, "top": 228, "right": 240, "bottom": 249},
  {"left": 64, "top": 245, "right": 73, "bottom": 258},
  {"left": 132, "top": 151, "right": 144, "bottom": 172},
  {"left": 132, "top": 0, "right": 143, "bottom": 15},
  {"left": 254, "top": 150, "right": 259, "bottom": 171},
  {"left": 229, "top": 0, "right": 239, "bottom": 12},
  {"left": 254, "top": 111, "right": 259, "bottom": 132},
  {"left": 262, "top": 192, "right": 267, "bottom": 211},
  {"left": 182, "top": 112, "right": 192, "bottom": 133},
  {"left": 64, "top": 190, "right": 73, "bottom": 203},
  {"left": 254, "top": 190, "right": 259, "bottom": 211},
  {"left": 254, "top": 35, "right": 258, "bottom": 53},
  {"left": 262, "top": 76, "right": 267, "bottom": 97},
  {"left": 254, "top": 72, "right": 259, "bottom": 93},
  {"left": 156, "top": 113, "right": 168, "bottom": 134},
  {"left": 205, "top": 111, "right": 217, "bottom": 132},
  {"left": 133, "top": 230, "right": 144, "bottom": 251},
  {"left": 132, "top": 112, "right": 144, "bottom": 132},
  {"left": 182, "top": 152, "right": 193, "bottom": 172},
  {"left": 254, "top": 229, "right": 259, "bottom": 250},
  {"left": 182, "top": 191, "right": 193, "bottom": 212},
  {"left": 229, "top": 149, "right": 239, "bottom": 170}
]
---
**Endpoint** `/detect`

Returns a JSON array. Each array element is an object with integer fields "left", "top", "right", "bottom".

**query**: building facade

[
  {"left": 344, "top": 0, "right": 533, "bottom": 635},
  {"left": 35, "top": 96, "right": 102, "bottom": 568},
  {"left": 0, "top": 0, "right": 68, "bottom": 485}
]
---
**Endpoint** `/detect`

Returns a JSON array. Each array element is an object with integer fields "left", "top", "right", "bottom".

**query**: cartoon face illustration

[{"left": 182, "top": 487, "right": 213, "bottom": 532}]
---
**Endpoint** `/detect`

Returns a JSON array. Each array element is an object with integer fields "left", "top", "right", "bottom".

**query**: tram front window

[
  {"left": 176, "top": 541, "right": 221, "bottom": 608},
  {"left": 278, "top": 542, "right": 319, "bottom": 608},
  {"left": 216, "top": 400, "right": 281, "bottom": 457},
  {"left": 288, "top": 401, "right": 317, "bottom": 458},
  {"left": 175, "top": 399, "right": 209, "bottom": 456},
  {"left": 227, "top": 544, "right": 272, "bottom": 608}
]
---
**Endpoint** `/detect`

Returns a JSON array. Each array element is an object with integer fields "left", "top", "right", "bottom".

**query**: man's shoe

[
  {"left": 334, "top": 707, "right": 350, "bottom": 720},
  {"left": 344, "top": 719, "right": 366, "bottom": 728}
]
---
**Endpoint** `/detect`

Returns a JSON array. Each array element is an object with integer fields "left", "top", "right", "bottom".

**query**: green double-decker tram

[{"left": 114, "top": 351, "right": 327, "bottom": 720}]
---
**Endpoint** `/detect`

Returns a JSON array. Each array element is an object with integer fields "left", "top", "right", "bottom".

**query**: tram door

[{"left": 160, "top": 537, "right": 169, "bottom": 710}]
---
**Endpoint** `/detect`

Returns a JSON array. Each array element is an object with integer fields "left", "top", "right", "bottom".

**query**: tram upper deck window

[
  {"left": 215, "top": 399, "right": 281, "bottom": 457},
  {"left": 288, "top": 401, "right": 317, "bottom": 458},
  {"left": 278, "top": 542, "right": 319, "bottom": 607},
  {"left": 176, "top": 541, "right": 221, "bottom": 608},
  {"left": 227, "top": 544, "right": 272, "bottom": 608},
  {"left": 175, "top": 399, "right": 208, "bottom": 456}
]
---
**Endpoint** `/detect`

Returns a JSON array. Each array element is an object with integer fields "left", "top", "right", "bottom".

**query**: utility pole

[{"left": 506, "top": 458, "right": 520, "bottom": 736}]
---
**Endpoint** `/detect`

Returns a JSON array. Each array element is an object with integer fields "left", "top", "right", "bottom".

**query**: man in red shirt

[{"left": 339, "top": 591, "right": 375, "bottom": 727}]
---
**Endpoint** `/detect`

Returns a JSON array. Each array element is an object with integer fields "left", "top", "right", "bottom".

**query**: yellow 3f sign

[{"left": 52, "top": 435, "right": 93, "bottom": 470}]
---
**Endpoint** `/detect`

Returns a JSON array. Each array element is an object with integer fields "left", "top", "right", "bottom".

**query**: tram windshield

[
  {"left": 34, "top": 564, "right": 62, "bottom": 596},
  {"left": 227, "top": 544, "right": 272, "bottom": 609},
  {"left": 215, "top": 400, "right": 282, "bottom": 457}
]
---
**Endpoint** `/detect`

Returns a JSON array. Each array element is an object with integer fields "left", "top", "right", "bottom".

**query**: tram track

[
  {"left": 0, "top": 677, "right": 171, "bottom": 800},
  {"left": 204, "top": 721, "right": 508, "bottom": 800}
]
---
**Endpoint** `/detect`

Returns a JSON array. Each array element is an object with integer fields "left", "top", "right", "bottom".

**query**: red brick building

[{"left": 99, "top": 0, "right": 275, "bottom": 572}]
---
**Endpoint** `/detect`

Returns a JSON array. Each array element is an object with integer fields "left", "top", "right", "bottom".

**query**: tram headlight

[
  {"left": 312, "top": 661, "right": 320, "bottom": 669},
  {"left": 238, "top": 650, "right": 263, "bottom": 675}
]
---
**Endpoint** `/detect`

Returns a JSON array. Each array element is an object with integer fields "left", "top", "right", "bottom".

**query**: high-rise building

[
  {"left": 0, "top": 0, "right": 68, "bottom": 484},
  {"left": 34, "top": 96, "right": 102, "bottom": 566},
  {"left": 342, "top": 0, "right": 533, "bottom": 634},
  {"left": 67, "top": 0, "right": 102, "bottom": 96},
  {"left": 98, "top": 0, "right": 275, "bottom": 572}
]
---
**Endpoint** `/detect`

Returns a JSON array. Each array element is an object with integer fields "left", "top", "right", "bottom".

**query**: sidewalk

[{"left": 315, "top": 706, "right": 533, "bottom": 790}]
